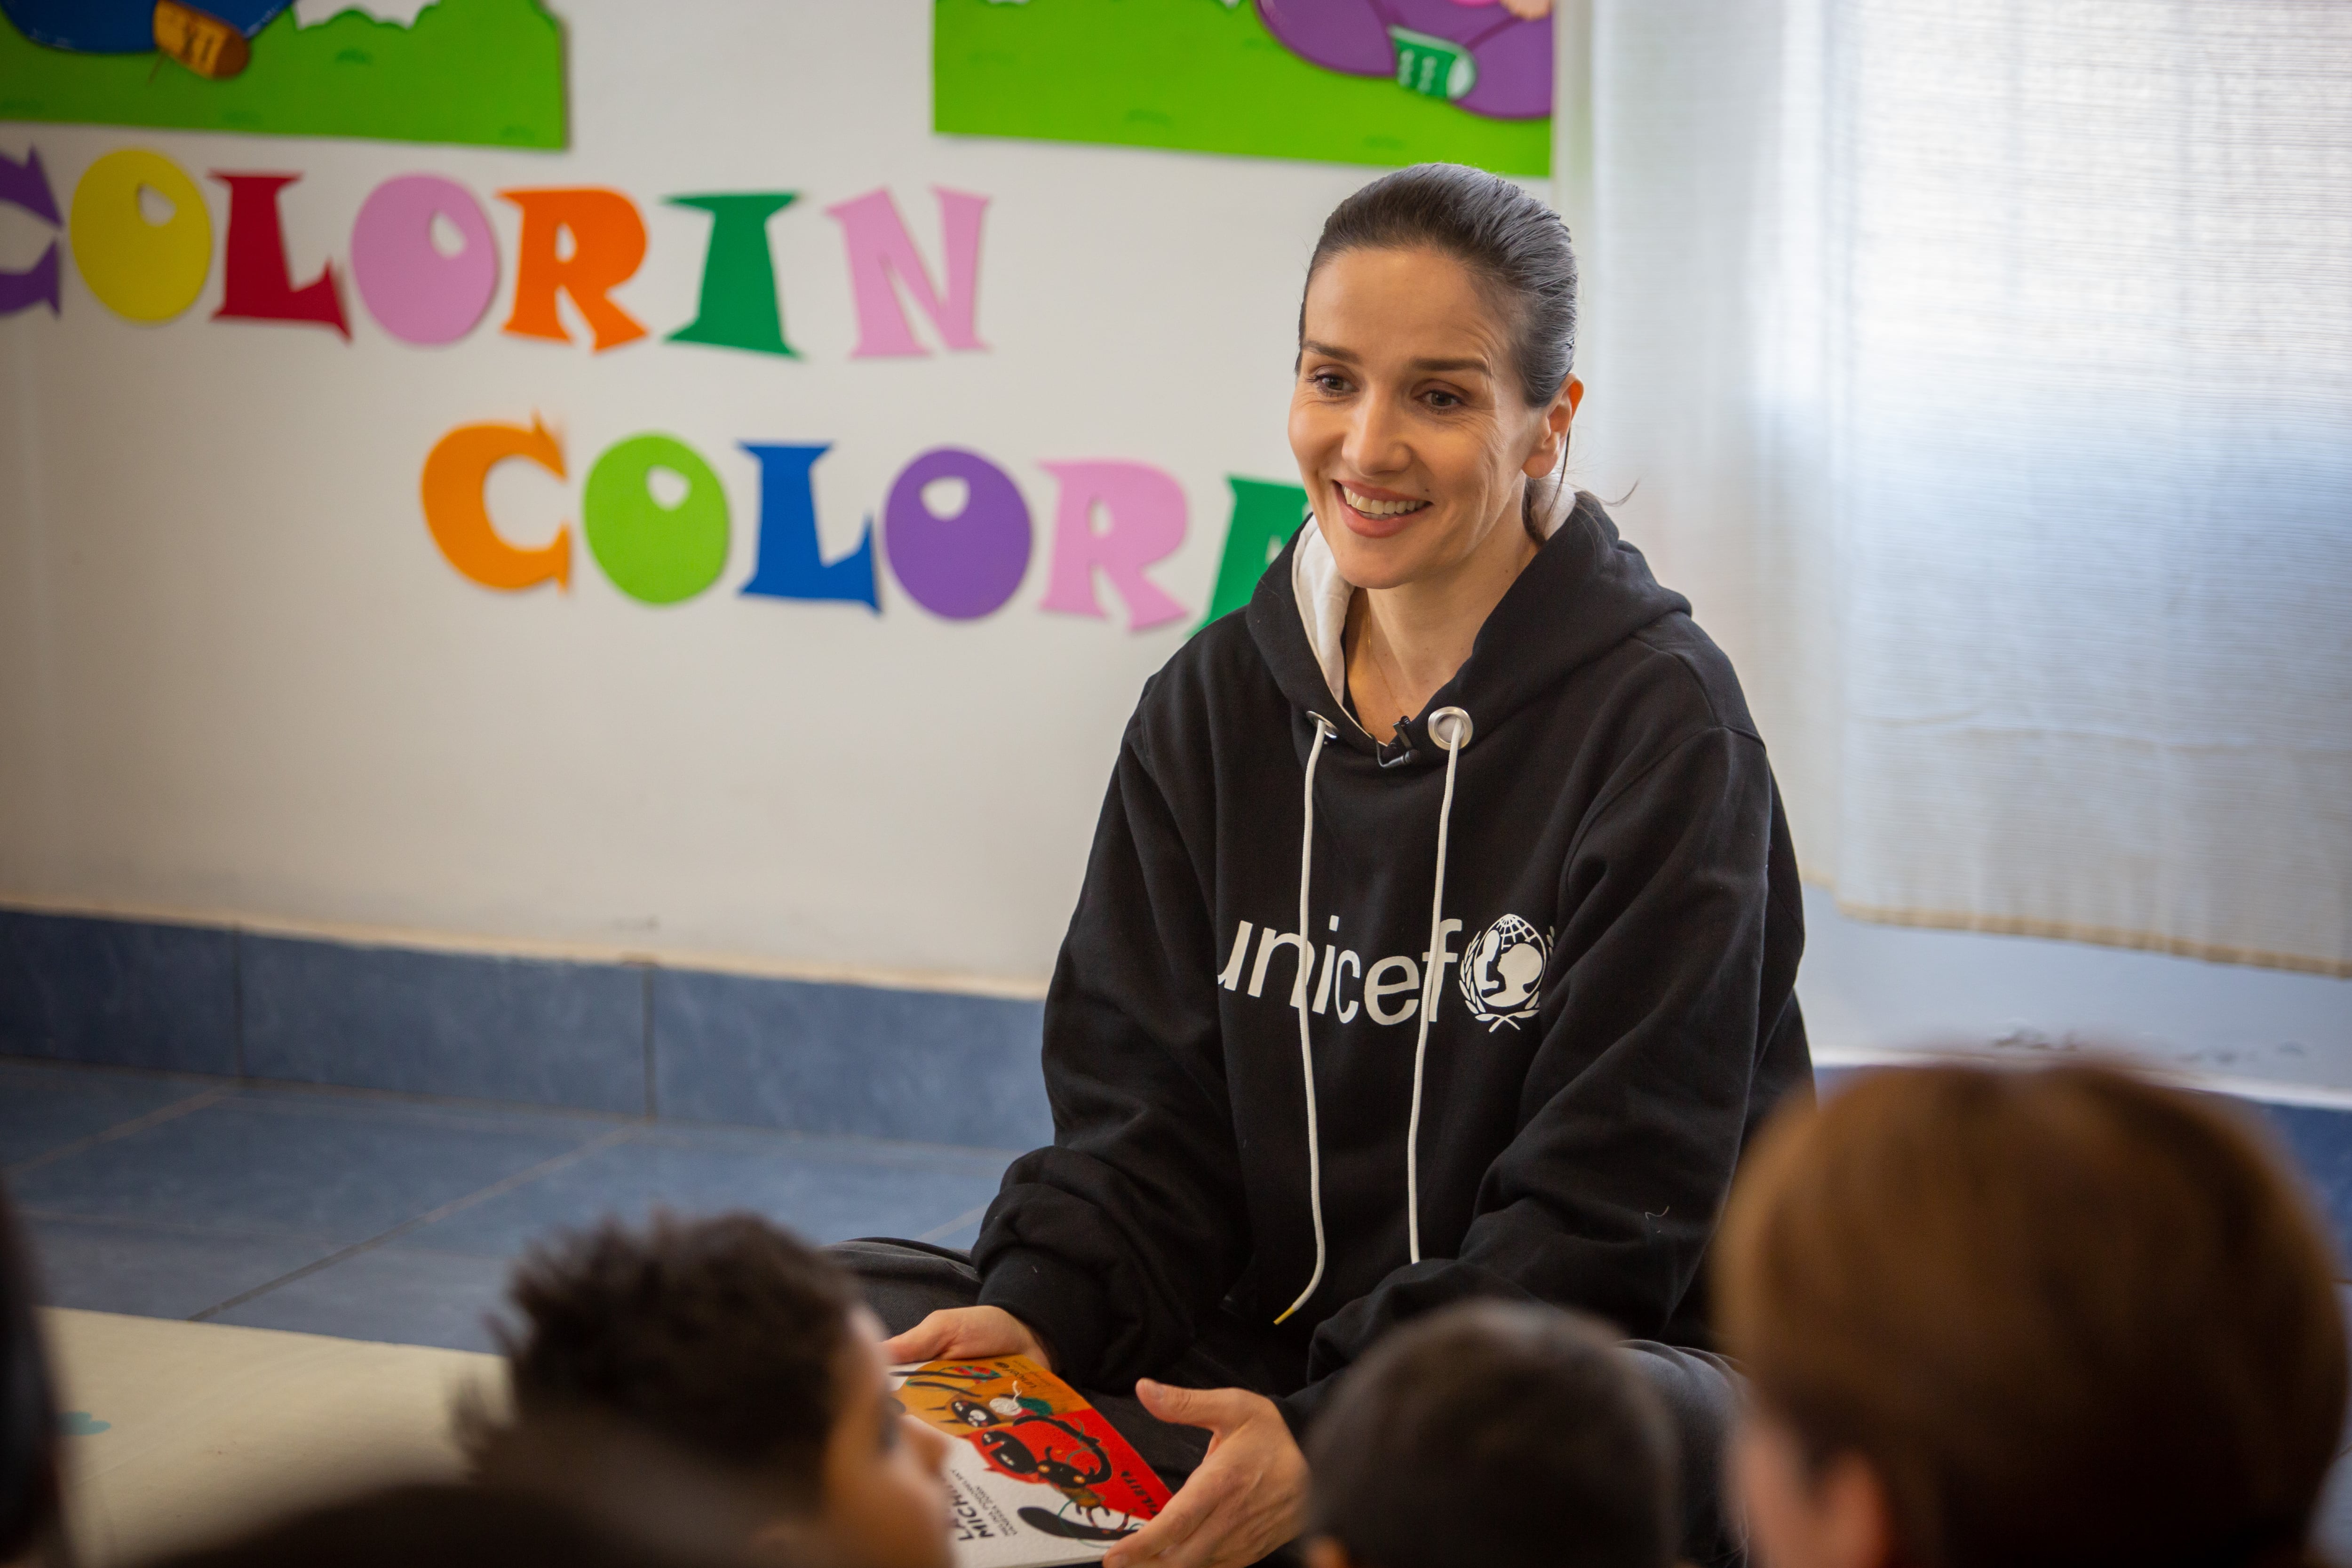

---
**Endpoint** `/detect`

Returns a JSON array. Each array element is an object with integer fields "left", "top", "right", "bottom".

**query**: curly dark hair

[{"left": 481, "top": 1212, "right": 863, "bottom": 1506}]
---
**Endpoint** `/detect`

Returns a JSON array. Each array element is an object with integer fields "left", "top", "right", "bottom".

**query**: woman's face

[{"left": 1288, "top": 245, "right": 1579, "bottom": 591}]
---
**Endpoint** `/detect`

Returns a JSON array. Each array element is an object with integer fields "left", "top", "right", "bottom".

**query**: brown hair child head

[
  {"left": 1303, "top": 1300, "right": 1677, "bottom": 1568},
  {"left": 470, "top": 1212, "right": 953, "bottom": 1568},
  {"left": 1716, "top": 1062, "right": 2347, "bottom": 1568}
]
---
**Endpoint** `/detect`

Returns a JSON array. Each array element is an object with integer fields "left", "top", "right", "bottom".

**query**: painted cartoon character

[
  {"left": 2, "top": 0, "right": 425, "bottom": 78},
  {"left": 1254, "top": 0, "right": 1553, "bottom": 120},
  {"left": 3, "top": 0, "right": 294, "bottom": 75}
]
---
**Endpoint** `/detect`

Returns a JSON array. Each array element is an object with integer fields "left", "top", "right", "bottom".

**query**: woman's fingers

[
  {"left": 1104, "top": 1466, "right": 1217, "bottom": 1568},
  {"left": 880, "top": 1305, "right": 1052, "bottom": 1368},
  {"left": 1109, "top": 1385, "right": 1308, "bottom": 1568},
  {"left": 880, "top": 1305, "right": 1017, "bottom": 1364},
  {"left": 877, "top": 1311, "right": 949, "bottom": 1364},
  {"left": 1133, "top": 1380, "right": 1259, "bottom": 1439}
]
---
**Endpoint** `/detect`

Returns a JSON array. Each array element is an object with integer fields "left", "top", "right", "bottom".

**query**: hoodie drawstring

[
  {"left": 1276, "top": 705, "right": 1472, "bottom": 1323},
  {"left": 1275, "top": 714, "right": 1337, "bottom": 1326},
  {"left": 1407, "top": 706, "right": 1472, "bottom": 1264}
]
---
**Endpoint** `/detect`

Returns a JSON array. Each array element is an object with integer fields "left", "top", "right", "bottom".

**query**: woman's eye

[
  {"left": 1312, "top": 372, "right": 1349, "bottom": 393},
  {"left": 1426, "top": 390, "right": 1462, "bottom": 409}
]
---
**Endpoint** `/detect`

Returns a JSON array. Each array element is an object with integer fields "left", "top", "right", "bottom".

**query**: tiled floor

[
  {"left": 3, "top": 1057, "right": 1010, "bottom": 1353},
  {"left": 10, "top": 1052, "right": 2352, "bottom": 1554}
]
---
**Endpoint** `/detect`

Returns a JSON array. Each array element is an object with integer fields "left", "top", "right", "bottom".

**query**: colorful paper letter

[
  {"left": 68, "top": 149, "right": 212, "bottom": 323},
  {"left": 1037, "top": 461, "right": 1191, "bottom": 631},
  {"left": 351, "top": 175, "right": 499, "bottom": 346},
  {"left": 667, "top": 193, "right": 799, "bottom": 358},
  {"left": 499, "top": 188, "right": 648, "bottom": 351},
  {"left": 881, "top": 447, "right": 1031, "bottom": 620},
  {"left": 824, "top": 187, "right": 988, "bottom": 358},
  {"left": 0, "top": 146, "right": 61, "bottom": 317},
  {"left": 739, "top": 443, "right": 876, "bottom": 609},
  {"left": 210, "top": 172, "right": 349, "bottom": 339},
  {"left": 583, "top": 434, "right": 730, "bottom": 606},
  {"left": 420, "top": 417, "right": 570, "bottom": 591},
  {"left": 1196, "top": 478, "right": 1311, "bottom": 629}
]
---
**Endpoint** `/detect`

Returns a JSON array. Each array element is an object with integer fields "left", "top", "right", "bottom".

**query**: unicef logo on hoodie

[{"left": 1460, "top": 915, "right": 1550, "bottom": 1031}]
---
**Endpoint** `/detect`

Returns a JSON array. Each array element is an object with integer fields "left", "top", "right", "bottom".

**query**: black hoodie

[{"left": 974, "top": 489, "right": 1810, "bottom": 1425}]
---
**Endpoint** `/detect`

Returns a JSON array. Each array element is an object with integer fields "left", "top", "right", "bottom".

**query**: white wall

[
  {"left": 0, "top": 1, "right": 1400, "bottom": 988},
  {"left": 5, "top": 1, "right": 2342, "bottom": 1091}
]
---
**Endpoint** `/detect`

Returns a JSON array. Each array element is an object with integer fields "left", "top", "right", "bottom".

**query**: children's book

[{"left": 892, "top": 1356, "right": 1173, "bottom": 1568}]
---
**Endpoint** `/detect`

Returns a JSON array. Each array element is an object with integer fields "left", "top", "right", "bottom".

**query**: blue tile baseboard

[
  {"left": 240, "top": 935, "right": 647, "bottom": 1114},
  {"left": 0, "top": 910, "right": 237, "bottom": 1075},
  {"left": 653, "top": 968, "right": 1054, "bottom": 1148},
  {"left": 0, "top": 908, "right": 1048, "bottom": 1148}
]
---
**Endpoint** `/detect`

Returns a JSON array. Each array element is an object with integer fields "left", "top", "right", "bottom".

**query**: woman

[
  {"left": 1717, "top": 1062, "right": 2346, "bottom": 1568},
  {"left": 853, "top": 163, "right": 1808, "bottom": 1568}
]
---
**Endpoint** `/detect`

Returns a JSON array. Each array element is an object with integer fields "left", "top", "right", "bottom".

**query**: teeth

[{"left": 1339, "top": 484, "right": 1429, "bottom": 518}]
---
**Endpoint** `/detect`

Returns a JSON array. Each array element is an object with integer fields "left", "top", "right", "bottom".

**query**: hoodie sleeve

[
  {"left": 1292, "top": 718, "right": 1794, "bottom": 1417},
  {"left": 971, "top": 715, "right": 1248, "bottom": 1385}
]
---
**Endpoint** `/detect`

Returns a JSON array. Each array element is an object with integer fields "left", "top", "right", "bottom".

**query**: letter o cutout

[
  {"left": 69, "top": 149, "right": 212, "bottom": 322},
  {"left": 351, "top": 175, "right": 498, "bottom": 345},
  {"left": 583, "top": 434, "right": 730, "bottom": 605},
  {"left": 882, "top": 447, "right": 1032, "bottom": 620}
]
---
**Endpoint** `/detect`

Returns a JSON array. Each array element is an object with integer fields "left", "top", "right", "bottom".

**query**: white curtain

[{"left": 1562, "top": 0, "right": 2352, "bottom": 975}]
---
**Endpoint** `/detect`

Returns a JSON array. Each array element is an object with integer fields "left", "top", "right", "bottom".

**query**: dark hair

[
  {"left": 1306, "top": 1301, "right": 1676, "bottom": 1568},
  {"left": 0, "top": 1180, "right": 66, "bottom": 1568},
  {"left": 1717, "top": 1063, "right": 2349, "bottom": 1568},
  {"left": 138, "top": 1483, "right": 731, "bottom": 1568},
  {"left": 1303, "top": 164, "right": 1580, "bottom": 540},
  {"left": 480, "top": 1212, "right": 862, "bottom": 1506}
]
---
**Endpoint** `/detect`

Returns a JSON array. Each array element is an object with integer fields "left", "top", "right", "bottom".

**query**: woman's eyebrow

[{"left": 1302, "top": 339, "right": 1489, "bottom": 378}]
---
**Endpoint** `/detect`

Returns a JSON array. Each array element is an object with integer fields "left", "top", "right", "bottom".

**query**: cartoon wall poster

[
  {"left": 0, "top": 0, "right": 564, "bottom": 148},
  {"left": 934, "top": 0, "right": 1552, "bottom": 176}
]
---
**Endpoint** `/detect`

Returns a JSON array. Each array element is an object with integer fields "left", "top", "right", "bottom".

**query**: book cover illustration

[{"left": 894, "top": 1356, "right": 1171, "bottom": 1568}]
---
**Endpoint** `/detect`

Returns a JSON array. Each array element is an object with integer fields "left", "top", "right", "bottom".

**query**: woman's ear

[{"left": 1522, "top": 376, "right": 1584, "bottom": 478}]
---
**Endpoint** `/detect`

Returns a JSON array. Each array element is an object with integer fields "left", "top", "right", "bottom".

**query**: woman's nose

[{"left": 1343, "top": 392, "right": 1410, "bottom": 476}]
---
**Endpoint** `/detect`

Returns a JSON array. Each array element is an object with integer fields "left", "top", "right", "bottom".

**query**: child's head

[
  {"left": 477, "top": 1212, "right": 952, "bottom": 1568},
  {"left": 1717, "top": 1063, "right": 2348, "bottom": 1568},
  {"left": 1303, "top": 1301, "right": 1677, "bottom": 1568}
]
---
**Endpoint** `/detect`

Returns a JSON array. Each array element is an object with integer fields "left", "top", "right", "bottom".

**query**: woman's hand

[
  {"left": 1104, "top": 1382, "right": 1307, "bottom": 1568},
  {"left": 879, "top": 1305, "right": 1053, "bottom": 1371}
]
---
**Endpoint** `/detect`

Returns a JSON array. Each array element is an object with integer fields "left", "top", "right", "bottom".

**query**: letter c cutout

[{"left": 420, "top": 417, "right": 570, "bottom": 591}]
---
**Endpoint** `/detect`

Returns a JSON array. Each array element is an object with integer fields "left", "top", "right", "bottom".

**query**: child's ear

[{"left": 1303, "top": 1536, "right": 1356, "bottom": 1568}]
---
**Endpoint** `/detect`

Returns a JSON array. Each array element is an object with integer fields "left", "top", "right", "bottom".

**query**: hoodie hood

[{"left": 1246, "top": 486, "right": 1692, "bottom": 763}]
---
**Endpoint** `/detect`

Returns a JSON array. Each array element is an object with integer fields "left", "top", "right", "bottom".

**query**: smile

[{"left": 1337, "top": 483, "right": 1430, "bottom": 519}]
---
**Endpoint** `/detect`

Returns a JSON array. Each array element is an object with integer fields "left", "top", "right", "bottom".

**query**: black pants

[{"left": 833, "top": 1239, "right": 1746, "bottom": 1567}]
